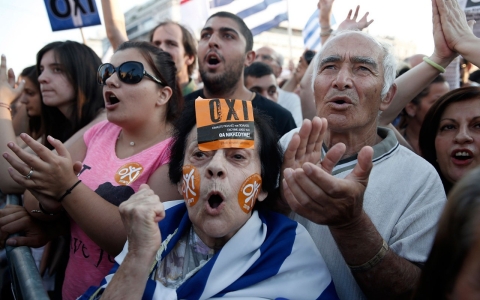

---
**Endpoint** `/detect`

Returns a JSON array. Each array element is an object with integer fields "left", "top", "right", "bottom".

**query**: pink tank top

[{"left": 62, "top": 121, "right": 172, "bottom": 299}]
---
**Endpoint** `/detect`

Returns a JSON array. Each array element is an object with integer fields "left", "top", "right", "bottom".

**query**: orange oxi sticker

[
  {"left": 114, "top": 162, "right": 144, "bottom": 185},
  {"left": 195, "top": 98, "right": 254, "bottom": 151},
  {"left": 182, "top": 165, "right": 201, "bottom": 207},
  {"left": 238, "top": 174, "right": 262, "bottom": 214}
]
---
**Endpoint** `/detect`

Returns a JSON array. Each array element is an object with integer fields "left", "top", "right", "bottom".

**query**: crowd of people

[{"left": 0, "top": 0, "right": 479, "bottom": 299}]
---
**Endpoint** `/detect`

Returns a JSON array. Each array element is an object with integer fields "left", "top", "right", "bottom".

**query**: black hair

[
  {"left": 469, "top": 69, "right": 480, "bottom": 84},
  {"left": 149, "top": 21, "right": 197, "bottom": 77},
  {"left": 116, "top": 41, "right": 184, "bottom": 122},
  {"left": 36, "top": 41, "right": 104, "bottom": 149},
  {"left": 168, "top": 101, "right": 282, "bottom": 211},
  {"left": 244, "top": 62, "right": 275, "bottom": 81},
  {"left": 207, "top": 11, "right": 253, "bottom": 52}
]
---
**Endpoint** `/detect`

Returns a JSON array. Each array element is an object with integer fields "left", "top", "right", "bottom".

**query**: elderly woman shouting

[{"left": 81, "top": 100, "right": 338, "bottom": 300}]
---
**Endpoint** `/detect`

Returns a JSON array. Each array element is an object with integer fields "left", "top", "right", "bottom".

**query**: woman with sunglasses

[{"left": 3, "top": 41, "right": 183, "bottom": 299}]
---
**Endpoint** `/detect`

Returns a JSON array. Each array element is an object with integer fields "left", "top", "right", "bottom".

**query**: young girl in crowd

[
  {"left": 1, "top": 65, "right": 43, "bottom": 149},
  {"left": 3, "top": 41, "right": 182, "bottom": 299},
  {"left": 0, "top": 41, "right": 105, "bottom": 195},
  {"left": 17, "top": 66, "right": 43, "bottom": 143}
]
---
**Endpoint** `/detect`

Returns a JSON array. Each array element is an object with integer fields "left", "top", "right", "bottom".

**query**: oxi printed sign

[{"left": 195, "top": 98, "right": 254, "bottom": 151}]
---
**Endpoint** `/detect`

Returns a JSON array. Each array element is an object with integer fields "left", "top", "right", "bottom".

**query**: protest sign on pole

[{"left": 43, "top": 0, "right": 101, "bottom": 32}]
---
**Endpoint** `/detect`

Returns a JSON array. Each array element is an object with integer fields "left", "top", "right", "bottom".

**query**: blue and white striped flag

[
  {"left": 210, "top": 0, "right": 289, "bottom": 36},
  {"left": 81, "top": 200, "right": 339, "bottom": 300},
  {"left": 303, "top": 9, "right": 336, "bottom": 51}
]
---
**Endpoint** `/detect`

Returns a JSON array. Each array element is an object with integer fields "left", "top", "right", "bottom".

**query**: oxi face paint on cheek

[
  {"left": 238, "top": 174, "right": 262, "bottom": 213},
  {"left": 182, "top": 165, "right": 201, "bottom": 206}
]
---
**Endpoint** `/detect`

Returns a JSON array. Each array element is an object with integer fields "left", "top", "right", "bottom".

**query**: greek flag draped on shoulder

[{"left": 80, "top": 201, "right": 338, "bottom": 300}]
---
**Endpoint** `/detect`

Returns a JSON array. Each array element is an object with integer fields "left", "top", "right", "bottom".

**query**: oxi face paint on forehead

[
  {"left": 195, "top": 98, "right": 255, "bottom": 151},
  {"left": 238, "top": 174, "right": 262, "bottom": 213},
  {"left": 182, "top": 165, "right": 200, "bottom": 206}
]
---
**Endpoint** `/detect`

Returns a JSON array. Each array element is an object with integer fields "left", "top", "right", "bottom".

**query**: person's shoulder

[
  {"left": 252, "top": 93, "right": 293, "bottom": 116},
  {"left": 182, "top": 78, "right": 197, "bottom": 96},
  {"left": 258, "top": 209, "right": 303, "bottom": 234},
  {"left": 84, "top": 120, "right": 115, "bottom": 139},
  {"left": 184, "top": 89, "right": 204, "bottom": 101},
  {"left": 164, "top": 200, "right": 185, "bottom": 211},
  {"left": 278, "top": 88, "right": 301, "bottom": 102},
  {"left": 373, "top": 144, "right": 444, "bottom": 194},
  {"left": 397, "top": 145, "right": 436, "bottom": 171}
]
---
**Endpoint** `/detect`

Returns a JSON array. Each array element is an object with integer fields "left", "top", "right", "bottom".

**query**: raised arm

[
  {"left": 435, "top": 0, "right": 480, "bottom": 67},
  {"left": 0, "top": 55, "right": 27, "bottom": 194},
  {"left": 100, "top": 185, "right": 165, "bottom": 299},
  {"left": 101, "top": 0, "right": 129, "bottom": 51},
  {"left": 318, "top": 0, "right": 335, "bottom": 44},
  {"left": 281, "top": 51, "right": 310, "bottom": 93},
  {"left": 379, "top": 0, "right": 459, "bottom": 125}
]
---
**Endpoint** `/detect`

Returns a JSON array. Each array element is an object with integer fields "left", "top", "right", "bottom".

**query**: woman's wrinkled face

[
  {"left": 435, "top": 98, "right": 480, "bottom": 184},
  {"left": 180, "top": 126, "right": 267, "bottom": 250}
]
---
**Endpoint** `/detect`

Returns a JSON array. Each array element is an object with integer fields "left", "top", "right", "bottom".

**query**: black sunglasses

[{"left": 97, "top": 61, "right": 165, "bottom": 86}]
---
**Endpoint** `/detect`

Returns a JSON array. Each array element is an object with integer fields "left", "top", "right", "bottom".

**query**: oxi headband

[{"left": 195, "top": 98, "right": 254, "bottom": 151}]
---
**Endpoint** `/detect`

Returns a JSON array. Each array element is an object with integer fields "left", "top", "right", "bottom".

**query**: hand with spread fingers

[
  {"left": 283, "top": 145, "right": 373, "bottom": 227},
  {"left": 282, "top": 117, "right": 327, "bottom": 172},
  {"left": 0, "top": 205, "right": 51, "bottom": 249},
  {"left": 119, "top": 184, "right": 165, "bottom": 258},
  {"left": 3, "top": 133, "right": 79, "bottom": 202},
  {"left": 282, "top": 117, "right": 374, "bottom": 226},
  {"left": 337, "top": 5, "right": 374, "bottom": 32}
]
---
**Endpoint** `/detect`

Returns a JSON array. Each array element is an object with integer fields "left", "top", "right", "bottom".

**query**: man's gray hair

[
  {"left": 311, "top": 30, "right": 396, "bottom": 99},
  {"left": 276, "top": 52, "right": 284, "bottom": 68}
]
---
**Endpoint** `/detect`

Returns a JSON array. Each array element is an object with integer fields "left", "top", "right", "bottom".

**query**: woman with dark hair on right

[
  {"left": 417, "top": 0, "right": 480, "bottom": 193},
  {"left": 419, "top": 86, "right": 480, "bottom": 194},
  {"left": 413, "top": 166, "right": 480, "bottom": 300}
]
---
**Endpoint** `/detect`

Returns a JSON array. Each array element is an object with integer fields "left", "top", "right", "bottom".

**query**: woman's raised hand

[
  {"left": 3, "top": 134, "right": 78, "bottom": 200},
  {"left": 119, "top": 184, "right": 165, "bottom": 258},
  {"left": 0, "top": 55, "right": 24, "bottom": 106}
]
